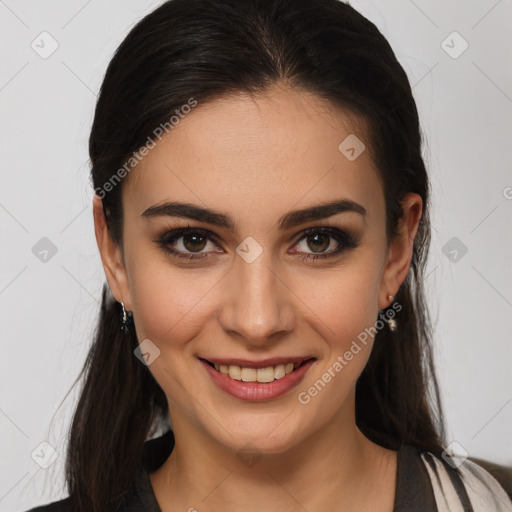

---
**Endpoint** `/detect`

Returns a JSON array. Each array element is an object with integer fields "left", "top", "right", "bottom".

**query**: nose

[{"left": 218, "top": 254, "right": 296, "bottom": 347}]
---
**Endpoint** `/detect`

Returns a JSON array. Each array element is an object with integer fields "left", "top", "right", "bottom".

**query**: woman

[{"left": 27, "top": 0, "right": 512, "bottom": 510}]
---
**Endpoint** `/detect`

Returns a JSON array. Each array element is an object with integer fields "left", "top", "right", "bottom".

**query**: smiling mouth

[{"left": 200, "top": 358, "right": 316, "bottom": 383}]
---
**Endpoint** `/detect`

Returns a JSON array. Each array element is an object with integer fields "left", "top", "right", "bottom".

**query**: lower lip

[{"left": 200, "top": 359, "right": 316, "bottom": 401}]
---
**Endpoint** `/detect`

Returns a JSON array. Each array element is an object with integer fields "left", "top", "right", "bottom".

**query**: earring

[
  {"left": 386, "top": 293, "right": 398, "bottom": 332},
  {"left": 119, "top": 301, "right": 133, "bottom": 333},
  {"left": 387, "top": 317, "right": 398, "bottom": 332}
]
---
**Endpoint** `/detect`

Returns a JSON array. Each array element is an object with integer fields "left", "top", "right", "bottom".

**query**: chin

[{"left": 211, "top": 413, "right": 309, "bottom": 457}]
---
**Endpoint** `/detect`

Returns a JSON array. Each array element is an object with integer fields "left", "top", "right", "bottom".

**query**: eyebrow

[{"left": 141, "top": 198, "right": 366, "bottom": 231}]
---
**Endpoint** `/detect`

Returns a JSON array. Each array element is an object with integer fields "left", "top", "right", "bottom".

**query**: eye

[
  {"left": 155, "top": 226, "right": 359, "bottom": 262},
  {"left": 155, "top": 227, "right": 221, "bottom": 260},
  {"left": 293, "top": 227, "right": 359, "bottom": 262}
]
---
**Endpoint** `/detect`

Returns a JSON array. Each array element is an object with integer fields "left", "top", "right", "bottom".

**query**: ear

[
  {"left": 92, "top": 195, "right": 132, "bottom": 310},
  {"left": 378, "top": 193, "right": 423, "bottom": 309}
]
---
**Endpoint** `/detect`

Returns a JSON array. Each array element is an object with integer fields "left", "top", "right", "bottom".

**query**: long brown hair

[{"left": 66, "top": 0, "right": 446, "bottom": 509}]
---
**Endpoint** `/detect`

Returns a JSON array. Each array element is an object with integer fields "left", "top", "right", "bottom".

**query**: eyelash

[{"left": 154, "top": 225, "right": 359, "bottom": 262}]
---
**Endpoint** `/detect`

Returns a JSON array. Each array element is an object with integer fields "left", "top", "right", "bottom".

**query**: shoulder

[
  {"left": 468, "top": 455, "right": 512, "bottom": 500},
  {"left": 419, "top": 449, "right": 512, "bottom": 511},
  {"left": 23, "top": 431, "right": 173, "bottom": 512},
  {"left": 23, "top": 496, "right": 73, "bottom": 512}
]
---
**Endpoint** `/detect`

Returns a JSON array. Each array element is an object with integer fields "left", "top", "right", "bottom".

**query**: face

[{"left": 94, "top": 84, "right": 421, "bottom": 455}]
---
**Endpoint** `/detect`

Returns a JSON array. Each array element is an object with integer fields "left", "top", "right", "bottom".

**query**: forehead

[{"left": 123, "top": 85, "right": 384, "bottom": 226}]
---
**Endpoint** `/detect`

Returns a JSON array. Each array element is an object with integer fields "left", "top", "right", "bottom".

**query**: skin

[{"left": 93, "top": 83, "right": 422, "bottom": 511}]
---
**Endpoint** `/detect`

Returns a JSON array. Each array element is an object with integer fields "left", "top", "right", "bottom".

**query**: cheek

[
  {"left": 299, "top": 260, "right": 383, "bottom": 391},
  {"left": 292, "top": 269, "right": 383, "bottom": 423},
  {"left": 303, "top": 263, "right": 382, "bottom": 339},
  {"left": 126, "top": 249, "right": 221, "bottom": 349},
  {"left": 337, "top": 276, "right": 380, "bottom": 335},
  {"left": 126, "top": 259, "right": 223, "bottom": 411}
]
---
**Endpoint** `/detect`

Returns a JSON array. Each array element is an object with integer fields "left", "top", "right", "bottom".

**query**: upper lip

[{"left": 200, "top": 356, "right": 315, "bottom": 369}]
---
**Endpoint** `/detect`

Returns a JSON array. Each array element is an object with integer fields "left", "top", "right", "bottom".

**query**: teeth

[
  {"left": 212, "top": 361, "right": 301, "bottom": 382},
  {"left": 256, "top": 367, "right": 274, "bottom": 383},
  {"left": 228, "top": 365, "right": 241, "bottom": 380},
  {"left": 241, "top": 367, "right": 257, "bottom": 382}
]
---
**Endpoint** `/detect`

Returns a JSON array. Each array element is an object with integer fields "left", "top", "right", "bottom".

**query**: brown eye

[
  {"left": 294, "top": 227, "right": 360, "bottom": 262},
  {"left": 156, "top": 227, "right": 220, "bottom": 260},
  {"left": 305, "top": 233, "right": 331, "bottom": 253},
  {"left": 182, "top": 233, "right": 208, "bottom": 252}
]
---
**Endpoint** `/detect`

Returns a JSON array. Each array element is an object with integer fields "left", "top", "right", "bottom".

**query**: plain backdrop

[{"left": 1, "top": 1, "right": 511, "bottom": 510}]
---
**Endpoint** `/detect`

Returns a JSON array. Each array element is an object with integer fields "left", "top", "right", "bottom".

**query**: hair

[{"left": 65, "top": 0, "right": 447, "bottom": 510}]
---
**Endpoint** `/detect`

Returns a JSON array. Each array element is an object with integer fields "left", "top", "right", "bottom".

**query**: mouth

[{"left": 199, "top": 357, "right": 316, "bottom": 384}]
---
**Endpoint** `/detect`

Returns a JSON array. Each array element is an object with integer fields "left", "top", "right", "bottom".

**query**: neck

[{"left": 150, "top": 399, "right": 397, "bottom": 511}]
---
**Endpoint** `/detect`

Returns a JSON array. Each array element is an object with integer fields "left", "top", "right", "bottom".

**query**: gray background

[{"left": 1, "top": 0, "right": 511, "bottom": 510}]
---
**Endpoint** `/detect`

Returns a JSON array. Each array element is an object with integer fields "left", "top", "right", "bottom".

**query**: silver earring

[
  {"left": 386, "top": 294, "right": 398, "bottom": 331},
  {"left": 387, "top": 318, "right": 398, "bottom": 332},
  {"left": 119, "top": 301, "right": 133, "bottom": 333}
]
